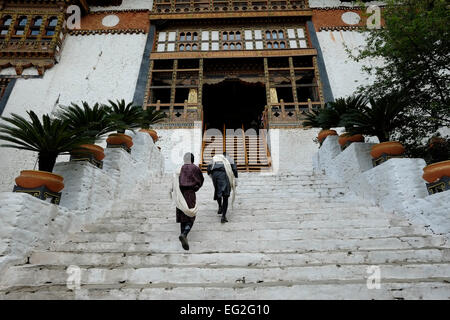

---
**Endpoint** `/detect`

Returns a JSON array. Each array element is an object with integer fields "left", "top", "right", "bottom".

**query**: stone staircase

[{"left": 0, "top": 172, "right": 449, "bottom": 299}]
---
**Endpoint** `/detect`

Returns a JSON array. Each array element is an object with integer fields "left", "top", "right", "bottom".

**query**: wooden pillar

[
  {"left": 143, "top": 60, "right": 154, "bottom": 108},
  {"left": 197, "top": 59, "right": 203, "bottom": 109},
  {"left": 288, "top": 56, "right": 299, "bottom": 112},
  {"left": 37, "top": 14, "right": 48, "bottom": 43},
  {"left": 263, "top": 57, "right": 271, "bottom": 107},
  {"left": 280, "top": 99, "right": 286, "bottom": 119},
  {"left": 170, "top": 59, "right": 178, "bottom": 118},
  {"left": 312, "top": 56, "right": 325, "bottom": 108}
]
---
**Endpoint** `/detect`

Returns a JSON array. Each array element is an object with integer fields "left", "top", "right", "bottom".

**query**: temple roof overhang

[
  {"left": 150, "top": 0, "right": 311, "bottom": 22},
  {"left": 0, "top": 0, "right": 123, "bottom": 13}
]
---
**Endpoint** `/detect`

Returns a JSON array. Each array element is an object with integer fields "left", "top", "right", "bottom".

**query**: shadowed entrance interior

[{"left": 202, "top": 79, "right": 266, "bottom": 131}]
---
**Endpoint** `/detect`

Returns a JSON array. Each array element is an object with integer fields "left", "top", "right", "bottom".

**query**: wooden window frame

[
  {"left": 11, "top": 16, "right": 28, "bottom": 39},
  {"left": 0, "top": 15, "right": 13, "bottom": 38},
  {"left": 43, "top": 16, "right": 58, "bottom": 39}
]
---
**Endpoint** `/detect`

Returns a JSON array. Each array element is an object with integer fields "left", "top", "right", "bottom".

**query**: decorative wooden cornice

[
  {"left": 311, "top": 7, "right": 385, "bottom": 32},
  {"left": 151, "top": 48, "right": 317, "bottom": 60},
  {"left": 0, "top": 2, "right": 66, "bottom": 76},
  {"left": 69, "top": 28, "right": 146, "bottom": 35},
  {"left": 68, "top": 10, "right": 149, "bottom": 35},
  {"left": 150, "top": 10, "right": 313, "bottom": 22}
]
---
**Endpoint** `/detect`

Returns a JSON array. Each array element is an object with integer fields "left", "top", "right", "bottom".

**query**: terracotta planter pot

[
  {"left": 15, "top": 170, "right": 64, "bottom": 193},
  {"left": 106, "top": 133, "right": 133, "bottom": 148},
  {"left": 370, "top": 141, "right": 405, "bottom": 159},
  {"left": 71, "top": 144, "right": 105, "bottom": 161},
  {"left": 422, "top": 160, "right": 450, "bottom": 183},
  {"left": 317, "top": 130, "right": 337, "bottom": 143},
  {"left": 139, "top": 129, "right": 158, "bottom": 142},
  {"left": 338, "top": 133, "right": 364, "bottom": 146}
]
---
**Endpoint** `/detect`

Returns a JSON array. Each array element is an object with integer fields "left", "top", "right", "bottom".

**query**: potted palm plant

[
  {"left": 323, "top": 94, "right": 367, "bottom": 149},
  {"left": 341, "top": 92, "right": 407, "bottom": 165},
  {"left": 302, "top": 109, "right": 337, "bottom": 145},
  {"left": 0, "top": 111, "right": 91, "bottom": 203},
  {"left": 139, "top": 106, "right": 167, "bottom": 143},
  {"left": 105, "top": 99, "right": 143, "bottom": 153},
  {"left": 56, "top": 102, "right": 117, "bottom": 169},
  {"left": 422, "top": 135, "right": 450, "bottom": 194}
]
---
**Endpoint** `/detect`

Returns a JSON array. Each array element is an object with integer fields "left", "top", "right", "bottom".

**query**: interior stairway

[
  {"left": 200, "top": 125, "right": 271, "bottom": 172},
  {"left": 0, "top": 172, "right": 449, "bottom": 299}
]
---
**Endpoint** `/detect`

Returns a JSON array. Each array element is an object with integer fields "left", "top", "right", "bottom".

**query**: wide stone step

[
  {"left": 106, "top": 206, "right": 386, "bottom": 217},
  {"left": 48, "top": 236, "right": 448, "bottom": 254},
  {"left": 63, "top": 226, "right": 434, "bottom": 243},
  {"left": 29, "top": 248, "right": 450, "bottom": 268},
  {"left": 82, "top": 218, "right": 414, "bottom": 233},
  {"left": 96, "top": 215, "right": 404, "bottom": 226},
  {"left": 109, "top": 201, "right": 377, "bottom": 212},
  {"left": 2, "top": 263, "right": 450, "bottom": 291},
  {"left": 2, "top": 282, "right": 449, "bottom": 300},
  {"left": 101, "top": 209, "right": 392, "bottom": 221}
]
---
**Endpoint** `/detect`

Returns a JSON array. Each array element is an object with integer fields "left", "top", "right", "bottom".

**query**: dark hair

[
  {"left": 191, "top": 153, "right": 195, "bottom": 163},
  {"left": 223, "top": 152, "right": 227, "bottom": 156}
]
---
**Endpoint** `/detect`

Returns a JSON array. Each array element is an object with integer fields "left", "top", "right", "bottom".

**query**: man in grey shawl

[
  {"left": 171, "top": 152, "right": 204, "bottom": 250},
  {"left": 207, "top": 152, "right": 238, "bottom": 223}
]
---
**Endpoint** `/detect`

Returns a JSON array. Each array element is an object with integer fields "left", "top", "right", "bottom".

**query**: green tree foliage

[{"left": 349, "top": 0, "right": 450, "bottom": 155}]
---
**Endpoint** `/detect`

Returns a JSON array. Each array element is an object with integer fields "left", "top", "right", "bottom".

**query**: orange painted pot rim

[
  {"left": 19, "top": 170, "right": 63, "bottom": 180},
  {"left": 338, "top": 133, "right": 364, "bottom": 146},
  {"left": 72, "top": 144, "right": 105, "bottom": 161},
  {"left": 422, "top": 160, "right": 450, "bottom": 183},
  {"left": 139, "top": 129, "right": 158, "bottom": 142},
  {"left": 16, "top": 170, "right": 64, "bottom": 193},
  {"left": 318, "top": 129, "right": 338, "bottom": 142},
  {"left": 423, "top": 160, "right": 450, "bottom": 171},
  {"left": 107, "top": 133, "right": 134, "bottom": 148},
  {"left": 370, "top": 141, "right": 405, "bottom": 159}
]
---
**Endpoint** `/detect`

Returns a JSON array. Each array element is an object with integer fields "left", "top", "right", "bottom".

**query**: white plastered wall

[
  {"left": 91, "top": 0, "right": 154, "bottom": 11},
  {"left": 268, "top": 128, "right": 322, "bottom": 174},
  {"left": 317, "top": 30, "right": 383, "bottom": 99},
  {"left": 0, "top": 33, "right": 147, "bottom": 192},
  {"left": 156, "top": 123, "right": 203, "bottom": 173}
]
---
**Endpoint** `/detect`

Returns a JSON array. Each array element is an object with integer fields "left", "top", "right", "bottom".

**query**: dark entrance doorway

[{"left": 202, "top": 79, "right": 266, "bottom": 131}]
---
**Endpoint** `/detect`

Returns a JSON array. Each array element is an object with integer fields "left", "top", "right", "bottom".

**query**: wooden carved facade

[
  {"left": 147, "top": 0, "right": 325, "bottom": 128},
  {"left": 0, "top": 0, "right": 120, "bottom": 76}
]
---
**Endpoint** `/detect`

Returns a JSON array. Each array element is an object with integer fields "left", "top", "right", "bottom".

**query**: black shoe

[
  {"left": 217, "top": 206, "right": 223, "bottom": 215},
  {"left": 179, "top": 234, "right": 189, "bottom": 250},
  {"left": 221, "top": 216, "right": 228, "bottom": 223}
]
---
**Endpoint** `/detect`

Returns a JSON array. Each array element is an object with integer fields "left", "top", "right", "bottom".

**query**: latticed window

[
  {"left": 45, "top": 16, "right": 58, "bottom": 37},
  {"left": 156, "top": 26, "right": 307, "bottom": 52},
  {"left": 13, "top": 16, "right": 27, "bottom": 36},
  {"left": 28, "top": 16, "right": 42, "bottom": 38},
  {"left": 0, "top": 15, "right": 12, "bottom": 36}
]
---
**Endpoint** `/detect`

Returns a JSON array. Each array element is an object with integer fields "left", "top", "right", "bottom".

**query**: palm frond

[
  {"left": 140, "top": 106, "right": 167, "bottom": 129},
  {"left": 56, "top": 101, "right": 117, "bottom": 142},
  {"left": 0, "top": 110, "right": 93, "bottom": 172},
  {"left": 106, "top": 99, "right": 143, "bottom": 133},
  {"left": 342, "top": 92, "right": 407, "bottom": 142}
]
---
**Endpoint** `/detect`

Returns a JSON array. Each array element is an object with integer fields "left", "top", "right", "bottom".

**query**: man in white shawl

[
  {"left": 171, "top": 152, "right": 204, "bottom": 250},
  {"left": 207, "top": 152, "right": 238, "bottom": 223}
]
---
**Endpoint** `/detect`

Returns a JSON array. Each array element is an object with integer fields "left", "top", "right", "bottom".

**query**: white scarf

[
  {"left": 170, "top": 171, "right": 198, "bottom": 217},
  {"left": 211, "top": 154, "right": 236, "bottom": 208}
]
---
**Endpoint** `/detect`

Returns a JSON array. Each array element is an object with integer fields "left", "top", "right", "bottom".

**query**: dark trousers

[
  {"left": 217, "top": 196, "right": 229, "bottom": 216},
  {"left": 180, "top": 221, "right": 193, "bottom": 236}
]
